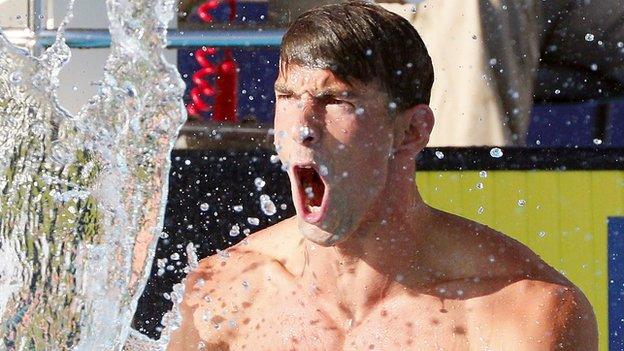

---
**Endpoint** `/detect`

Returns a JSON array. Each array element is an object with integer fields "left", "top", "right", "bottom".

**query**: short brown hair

[{"left": 279, "top": 0, "right": 434, "bottom": 111}]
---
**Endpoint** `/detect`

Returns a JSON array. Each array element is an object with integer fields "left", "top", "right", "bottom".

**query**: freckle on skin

[
  {"left": 453, "top": 326, "right": 467, "bottom": 335},
  {"left": 242, "top": 318, "right": 251, "bottom": 325},
  {"left": 431, "top": 318, "right": 440, "bottom": 325},
  {"left": 211, "top": 315, "right": 225, "bottom": 324}
]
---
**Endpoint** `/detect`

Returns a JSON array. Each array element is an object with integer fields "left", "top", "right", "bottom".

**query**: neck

[{"left": 297, "top": 155, "right": 433, "bottom": 318}]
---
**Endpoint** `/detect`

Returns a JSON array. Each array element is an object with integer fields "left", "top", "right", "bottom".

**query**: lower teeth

[{"left": 308, "top": 205, "right": 321, "bottom": 213}]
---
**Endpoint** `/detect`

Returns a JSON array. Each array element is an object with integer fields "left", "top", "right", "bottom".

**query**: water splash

[{"left": 0, "top": 0, "right": 185, "bottom": 349}]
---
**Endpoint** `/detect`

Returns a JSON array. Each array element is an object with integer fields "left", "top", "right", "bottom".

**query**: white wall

[
  {"left": 0, "top": 0, "right": 28, "bottom": 29},
  {"left": 51, "top": 0, "right": 178, "bottom": 115}
]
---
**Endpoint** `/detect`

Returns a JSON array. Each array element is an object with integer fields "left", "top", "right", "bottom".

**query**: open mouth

[{"left": 293, "top": 164, "right": 327, "bottom": 223}]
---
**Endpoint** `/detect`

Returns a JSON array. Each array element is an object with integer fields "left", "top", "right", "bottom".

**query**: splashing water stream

[{"left": 0, "top": 0, "right": 185, "bottom": 349}]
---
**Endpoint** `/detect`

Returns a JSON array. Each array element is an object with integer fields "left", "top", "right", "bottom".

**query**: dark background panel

[{"left": 133, "top": 147, "right": 294, "bottom": 338}]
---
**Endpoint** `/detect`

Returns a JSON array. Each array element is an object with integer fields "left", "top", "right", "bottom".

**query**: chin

[{"left": 297, "top": 213, "right": 357, "bottom": 247}]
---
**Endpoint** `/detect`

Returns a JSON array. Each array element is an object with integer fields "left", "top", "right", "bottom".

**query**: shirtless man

[{"left": 168, "top": 2, "right": 597, "bottom": 350}]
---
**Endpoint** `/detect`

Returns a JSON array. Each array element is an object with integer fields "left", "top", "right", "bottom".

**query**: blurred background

[
  {"left": 2, "top": 0, "right": 622, "bottom": 148},
  {"left": 1, "top": 0, "right": 623, "bottom": 349}
]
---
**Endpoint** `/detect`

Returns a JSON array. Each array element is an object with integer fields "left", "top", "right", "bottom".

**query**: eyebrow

[{"left": 274, "top": 83, "right": 358, "bottom": 99}]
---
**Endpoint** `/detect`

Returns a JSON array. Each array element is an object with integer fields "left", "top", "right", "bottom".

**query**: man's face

[{"left": 273, "top": 65, "right": 397, "bottom": 246}]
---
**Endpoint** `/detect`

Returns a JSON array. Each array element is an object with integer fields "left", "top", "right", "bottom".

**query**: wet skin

[{"left": 168, "top": 66, "right": 597, "bottom": 350}]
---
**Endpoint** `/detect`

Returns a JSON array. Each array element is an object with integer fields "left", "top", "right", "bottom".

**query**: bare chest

[
  {"left": 195, "top": 281, "right": 551, "bottom": 351},
  {"left": 217, "top": 292, "right": 485, "bottom": 351}
]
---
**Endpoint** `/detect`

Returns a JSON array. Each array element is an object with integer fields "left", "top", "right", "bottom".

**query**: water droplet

[
  {"left": 299, "top": 126, "right": 312, "bottom": 141},
  {"left": 50, "top": 140, "right": 75, "bottom": 165},
  {"left": 538, "top": 231, "right": 546, "bottom": 238},
  {"left": 280, "top": 204, "right": 287, "bottom": 210},
  {"left": 517, "top": 199, "right": 526, "bottom": 207},
  {"left": 388, "top": 101, "right": 397, "bottom": 110},
  {"left": 233, "top": 205, "right": 243, "bottom": 212},
  {"left": 584, "top": 33, "right": 595, "bottom": 42},
  {"left": 270, "top": 154, "right": 280, "bottom": 163},
  {"left": 355, "top": 107, "right": 365, "bottom": 116},
  {"left": 554, "top": 89, "right": 561, "bottom": 94},
  {"left": 247, "top": 217, "right": 259, "bottom": 226},
  {"left": 160, "top": 232, "right": 169, "bottom": 239},
  {"left": 477, "top": 206, "right": 485, "bottom": 215},
  {"left": 435, "top": 151, "right": 444, "bottom": 159},
  {"left": 216, "top": 249, "right": 230, "bottom": 260},
  {"left": 476, "top": 182, "right": 484, "bottom": 190},
  {"left": 170, "top": 253, "right": 180, "bottom": 261},
  {"left": 184, "top": 159, "right": 191, "bottom": 165},
  {"left": 200, "top": 203, "right": 209, "bottom": 211},
  {"left": 489, "top": 147, "right": 503, "bottom": 158},
  {"left": 593, "top": 138, "right": 603, "bottom": 145},
  {"left": 194, "top": 278, "right": 205, "bottom": 289},
  {"left": 202, "top": 311, "right": 211, "bottom": 321},
  {"left": 259, "top": 194, "right": 276, "bottom": 216},
  {"left": 319, "top": 165, "right": 329, "bottom": 176},
  {"left": 472, "top": 34, "right": 478, "bottom": 40},
  {"left": 9, "top": 71, "right": 23, "bottom": 84},
  {"left": 479, "top": 170, "right": 488, "bottom": 178},
  {"left": 365, "top": 48, "right": 373, "bottom": 56},
  {"left": 229, "top": 224, "right": 240, "bottom": 237},
  {"left": 254, "top": 177, "right": 266, "bottom": 190},
  {"left": 590, "top": 63, "right": 598, "bottom": 71},
  {"left": 489, "top": 58, "right": 497, "bottom": 65}
]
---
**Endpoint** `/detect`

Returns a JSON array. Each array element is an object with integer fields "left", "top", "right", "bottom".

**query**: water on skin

[{"left": 0, "top": 0, "right": 185, "bottom": 349}]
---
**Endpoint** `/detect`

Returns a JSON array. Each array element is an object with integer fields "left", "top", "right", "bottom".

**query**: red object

[
  {"left": 187, "top": 0, "right": 239, "bottom": 123},
  {"left": 214, "top": 50, "right": 238, "bottom": 122}
]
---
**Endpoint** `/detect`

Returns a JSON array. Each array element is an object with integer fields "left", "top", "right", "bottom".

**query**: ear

[{"left": 394, "top": 104, "right": 434, "bottom": 155}]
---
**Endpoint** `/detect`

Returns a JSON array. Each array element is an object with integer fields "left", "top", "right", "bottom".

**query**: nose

[{"left": 292, "top": 94, "right": 321, "bottom": 147}]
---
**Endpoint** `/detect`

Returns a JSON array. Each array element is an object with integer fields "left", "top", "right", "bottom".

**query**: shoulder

[
  {"left": 493, "top": 280, "right": 598, "bottom": 350},
  {"left": 166, "top": 247, "right": 265, "bottom": 349},
  {"left": 425, "top": 208, "right": 568, "bottom": 282},
  {"left": 167, "top": 219, "right": 299, "bottom": 349},
  {"left": 538, "top": 282, "right": 597, "bottom": 350}
]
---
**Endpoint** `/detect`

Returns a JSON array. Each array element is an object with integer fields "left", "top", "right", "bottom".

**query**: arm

[{"left": 553, "top": 287, "right": 598, "bottom": 351}]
